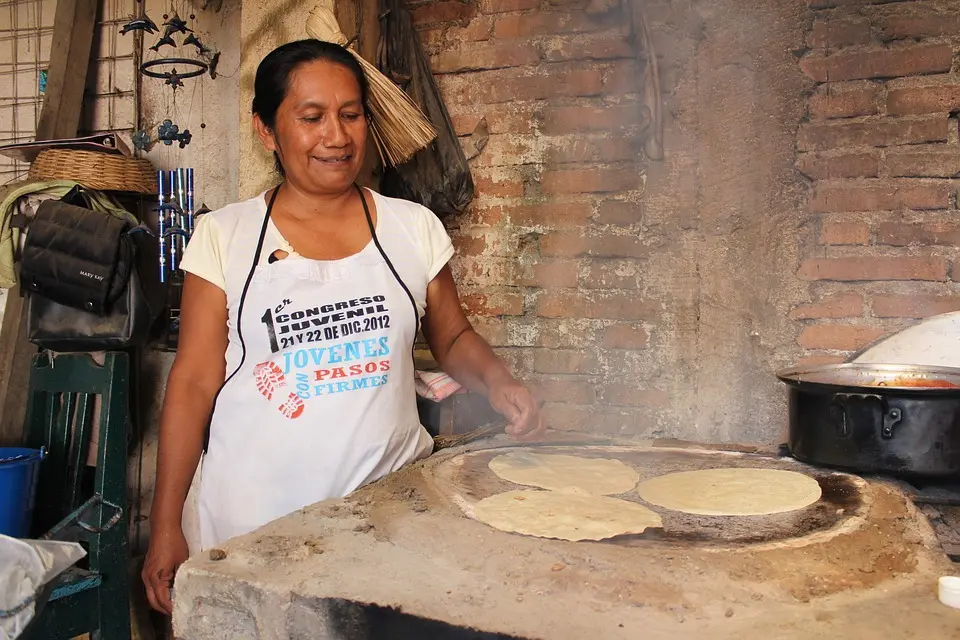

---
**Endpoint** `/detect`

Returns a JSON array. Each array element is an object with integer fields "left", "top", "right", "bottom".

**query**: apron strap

[
  {"left": 356, "top": 184, "right": 420, "bottom": 348},
  {"left": 203, "top": 187, "right": 280, "bottom": 454}
]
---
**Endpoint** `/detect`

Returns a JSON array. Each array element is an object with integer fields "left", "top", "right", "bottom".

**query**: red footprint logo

[
  {"left": 254, "top": 361, "right": 286, "bottom": 400},
  {"left": 278, "top": 393, "right": 305, "bottom": 419}
]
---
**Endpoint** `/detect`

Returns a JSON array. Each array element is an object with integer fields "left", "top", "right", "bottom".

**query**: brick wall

[
  {"left": 413, "top": 0, "right": 813, "bottom": 442},
  {"left": 796, "top": 0, "right": 960, "bottom": 364},
  {"left": 412, "top": 0, "right": 657, "bottom": 434}
]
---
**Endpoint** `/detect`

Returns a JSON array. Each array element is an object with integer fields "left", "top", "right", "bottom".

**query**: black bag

[
  {"left": 21, "top": 186, "right": 164, "bottom": 352},
  {"left": 377, "top": 0, "right": 474, "bottom": 218}
]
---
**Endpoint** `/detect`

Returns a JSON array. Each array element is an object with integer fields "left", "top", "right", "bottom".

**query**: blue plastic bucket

[{"left": 0, "top": 447, "right": 44, "bottom": 538}]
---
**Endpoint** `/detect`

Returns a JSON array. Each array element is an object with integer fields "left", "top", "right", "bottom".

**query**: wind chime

[{"left": 121, "top": 7, "right": 217, "bottom": 349}]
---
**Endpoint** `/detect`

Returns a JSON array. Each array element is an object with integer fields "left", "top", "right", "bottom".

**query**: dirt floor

[{"left": 173, "top": 436, "right": 960, "bottom": 640}]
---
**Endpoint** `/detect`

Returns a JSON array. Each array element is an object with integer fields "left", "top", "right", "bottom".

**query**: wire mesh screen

[{"left": 0, "top": 0, "right": 139, "bottom": 184}]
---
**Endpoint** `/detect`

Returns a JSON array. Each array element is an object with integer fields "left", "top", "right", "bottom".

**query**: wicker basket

[{"left": 29, "top": 149, "right": 158, "bottom": 194}]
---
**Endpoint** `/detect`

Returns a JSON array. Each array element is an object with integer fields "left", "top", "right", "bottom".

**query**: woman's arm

[
  {"left": 142, "top": 273, "right": 228, "bottom": 614},
  {"left": 421, "top": 266, "right": 544, "bottom": 440}
]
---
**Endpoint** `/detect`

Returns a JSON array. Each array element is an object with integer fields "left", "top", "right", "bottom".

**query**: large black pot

[{"left": 777, "top": 363, "right": 960, "bottom": 479}]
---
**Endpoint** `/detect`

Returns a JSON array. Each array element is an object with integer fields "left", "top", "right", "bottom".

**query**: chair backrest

[{"left": 22, "top": 352, "right": 129, "bottom": 561}]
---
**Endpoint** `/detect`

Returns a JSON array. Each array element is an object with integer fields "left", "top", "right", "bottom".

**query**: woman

[{"left": 142, "top": 39, "right": 544, "bottom": 614}]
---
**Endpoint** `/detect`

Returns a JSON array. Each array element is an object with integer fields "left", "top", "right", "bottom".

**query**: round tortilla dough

[
  {"left": 636, "top": 468, "right": 822, "bottom": 516},
  {"left": 488, "top": 451, "right": 640, "bottom": 495},
  {"left": 473, "top": 489, "right": 663, "bottom": 541}
]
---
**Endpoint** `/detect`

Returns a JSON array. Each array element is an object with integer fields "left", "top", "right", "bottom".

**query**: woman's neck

[{"left": 273, "top": 181, "right": 359, "bottom": 221}]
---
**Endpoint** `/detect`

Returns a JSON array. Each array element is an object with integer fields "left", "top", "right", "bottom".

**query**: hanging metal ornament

[
  {"left": 141, "top": 58, "right": 208, "bottom": 90},
  {"left": 162, "top": 13, "right": 192, "bottom": 36},
  {"left": 120, "top": 15, "right": 159, "bottom": 35},
  {"left": 132, "top": 130, "right": 151, "bottom": 150},
  {"left": 157, "top": 119, "right": 192, "bottom": 148},
  {"left": 149, "top": 34, "right": 177, "bottom": 51}
]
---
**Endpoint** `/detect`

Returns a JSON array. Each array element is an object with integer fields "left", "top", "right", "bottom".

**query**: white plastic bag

[{"left": 0, "top": 534, "right": 86, "bottom": 640}]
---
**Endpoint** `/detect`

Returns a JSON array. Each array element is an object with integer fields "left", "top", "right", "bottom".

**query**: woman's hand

[
  {"left": 142, "top": 525, "right": 189, "bottom": 615},
  {"left": 488, "top": 378, "right": 545, "bottom": 441}
]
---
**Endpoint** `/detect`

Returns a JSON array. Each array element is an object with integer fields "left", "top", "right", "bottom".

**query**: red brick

[
  {"left": 797, "top": 324, "right": 886, "bottom": 351},
  {"left": 547, "top": 137, "right": 640, "bottom": 164},
  {"left": 486, "top": 110, "right": 537, "bottom": 134},
  {"left": 796, "top": 355, "right": 848, "bottom": 366},
  {"left": 533, "top": 349, "right": 599, "bottom": 374},
  {"left": 507, "top": 202, "right": 594, "bottom": 226},
  {"left": 874, "top": 10, "right": 960, "bottom": 40},
  {"left": 797, "top": 115, "right": 947, "bottom": 151},
  {"left": 470, "top": 316, "right": 509, "bottom": 345},
  {"left": 799, "top": 44, "right": 952, "bottom": 83},
  {"left": 532, "top": 378, "right": 597, "bottom": 404},
  {"left": 789, "top": 292, "right": 864, "bottom": 319},
  {"left": 472, "top": 135, "right": 537, "bottom": 167},
  {"left": 596, "top": 200, "right": 641, "bottom": 225},
  {"left": 473, "top": 173, "right": 525, "bottom": 198},
  {"left": 580, "top": 259, "right": 638, "bottom": 289},
  {"left": 809, "top": 84, "right": 879, "bottom": 119},
  {"left": 416, "top": 28, "right": 447, "bottom": 54},
  {"left": 796, "top": 152, "right": 879, "bottom": 179},
  {"left": 460, "top": 67, "right": 604, "bottom": 104},
  {"left": 807, "top": 18, "right": 872, "bottom": 49},
  {"left": 493, "top": 11, "right": 603, "bottom": 38},
  {"left": 540, "top": 167, "right": 637, "bottom": 194},
  {"left": 820, "top": 221, "right": 870, "bottom": 245},
  {"left": 458, "top": 256, "right": 512, "bottom": 286},
  {"left": 413, "top": 1, "right": 476, "bottom": 25},
  {"left": 876, "top": 221, "right": 960, "bottom": 246},
  {"left": 541, "top": 403, "right": 595, "bottom": 431},
  {"left": 446, "top": 17, "right": 494, "bottom": 42},
  {"left": 886, "top": 149, "right": 960, "bottom": 178},
  {"left": 810, "top": 181, "right": 952, "bottom": 212},
  {"left": 601, "top": 60, "right": 643, "bottom": 95},
  {"left": 430, "top": 41, "right": 541, "bottom": 74},
  {"left": 872, "top": 294, "right": 960, "bottom": 319},
  {"left": 540, "top": 103, "right": 643, "bottom": 134},
  {"left": 540, "top": 231, "right": 648, "bottom": 258},
  {"left": 600, "top": 323, "right": 649, "bottom": 349},
  {"left": 798, "top": 257, "right": 948, "bottom": 281},
  {"left": 479, "top": 0, "right": 540, "bottom": 14},
  {"left": 451, "top": 114, "right": 484, "bottom": 136},
  {"left": 599, "top": 385, "right": 670, "bottom": 408},
  {"left": 470, "top": 205, "right": 506, "bottom": 226},
  {"left": 461, "top": 290, "right": 525, "bottom": 316},
  {"left": 542, "top": 35, "right": 634, "bottom": 63},
  {"left": 513, "top": 260, "right": 580, "bottom": 288},
  {"left": 887, "top": 83, "right": 960, "bottom": 116},
  {"left": 452, "top": 234, "right": 487, "bottom": 256},
  {"left": 536, "top": 291, "right": 657, "bottom": 320}
]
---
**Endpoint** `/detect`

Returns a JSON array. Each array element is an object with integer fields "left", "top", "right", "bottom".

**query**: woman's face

[{"left": 257, "top": 59, "right": 367, "bottom": 195}]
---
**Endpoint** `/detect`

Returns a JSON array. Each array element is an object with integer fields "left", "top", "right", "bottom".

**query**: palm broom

[{"left": 305, "top": 5, "right": 437, "bottom": 166}]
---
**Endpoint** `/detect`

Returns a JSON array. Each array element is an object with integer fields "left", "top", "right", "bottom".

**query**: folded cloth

[{"left": 415, "top": 370, "right": 464, "bottom": 402}]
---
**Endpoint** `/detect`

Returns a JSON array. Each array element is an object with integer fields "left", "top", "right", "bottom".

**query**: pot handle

[{"left": 831, "top": 394, "right": 903, "bottom": 439}]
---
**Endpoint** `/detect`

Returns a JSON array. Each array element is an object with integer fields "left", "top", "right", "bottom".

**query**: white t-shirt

[{"left": 181, "top": 189, "right": 454, "bottom": 293}]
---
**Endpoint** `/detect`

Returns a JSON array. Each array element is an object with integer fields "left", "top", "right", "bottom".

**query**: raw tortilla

[
  {"left": 473, "top": 489, "right": 663, "bottom": 541},
  {"left": 636, "top": 468, "right": 822, "bottom": 516},
  {"left": 488, "top": 451, "right": 640, "bottom": 495}
]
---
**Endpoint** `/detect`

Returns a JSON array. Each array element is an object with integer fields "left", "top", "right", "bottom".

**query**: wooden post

[{"left": 0, "top": 0, "right": 98, "bottom": 445}]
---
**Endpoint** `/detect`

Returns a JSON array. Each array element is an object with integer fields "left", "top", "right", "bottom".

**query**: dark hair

[{"left": 252, "top": 39, "right": 370, "bottom": 176}]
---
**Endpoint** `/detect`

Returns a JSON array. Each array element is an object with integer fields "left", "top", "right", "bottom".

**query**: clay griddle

[{"left": 435, "top": 445, "right": 865, "bottom": 547}]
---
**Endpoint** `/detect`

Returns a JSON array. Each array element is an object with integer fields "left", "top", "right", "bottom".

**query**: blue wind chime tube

[
  {"left": 157, "top": 170, "right": 167, "bottom": 283},
  {"left": 186, "top": 167, "right": 195, "bottom": 238},
  {"left": 157, "top": 168, "right": 199, "bottom": 283}
]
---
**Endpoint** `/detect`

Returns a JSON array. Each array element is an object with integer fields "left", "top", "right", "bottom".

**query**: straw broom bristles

[{"left": 305, "top": 5, "right": 436, "bottom": 167}]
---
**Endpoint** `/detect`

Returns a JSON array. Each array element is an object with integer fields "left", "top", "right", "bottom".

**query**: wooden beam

[{"left": 0, "top": 0, "right": 98, "bottom": 445}]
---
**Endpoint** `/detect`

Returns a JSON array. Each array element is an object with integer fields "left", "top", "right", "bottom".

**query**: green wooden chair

[{"left": 21, "top": 351, "right": 131, "bottom": 640}]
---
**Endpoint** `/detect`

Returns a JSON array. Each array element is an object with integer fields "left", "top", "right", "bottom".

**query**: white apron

[{"left": 197, "top": 187, "right": 434, "bottom": 549}]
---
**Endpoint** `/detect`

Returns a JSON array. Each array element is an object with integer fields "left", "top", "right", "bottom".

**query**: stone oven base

[{"left": 173, "top": 436, "right": 960, "bottom": 639}]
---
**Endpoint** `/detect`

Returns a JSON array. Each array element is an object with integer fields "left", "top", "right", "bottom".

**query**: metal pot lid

[{"left": 776, "top": 362, "right": 960, "bottom": 392}]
